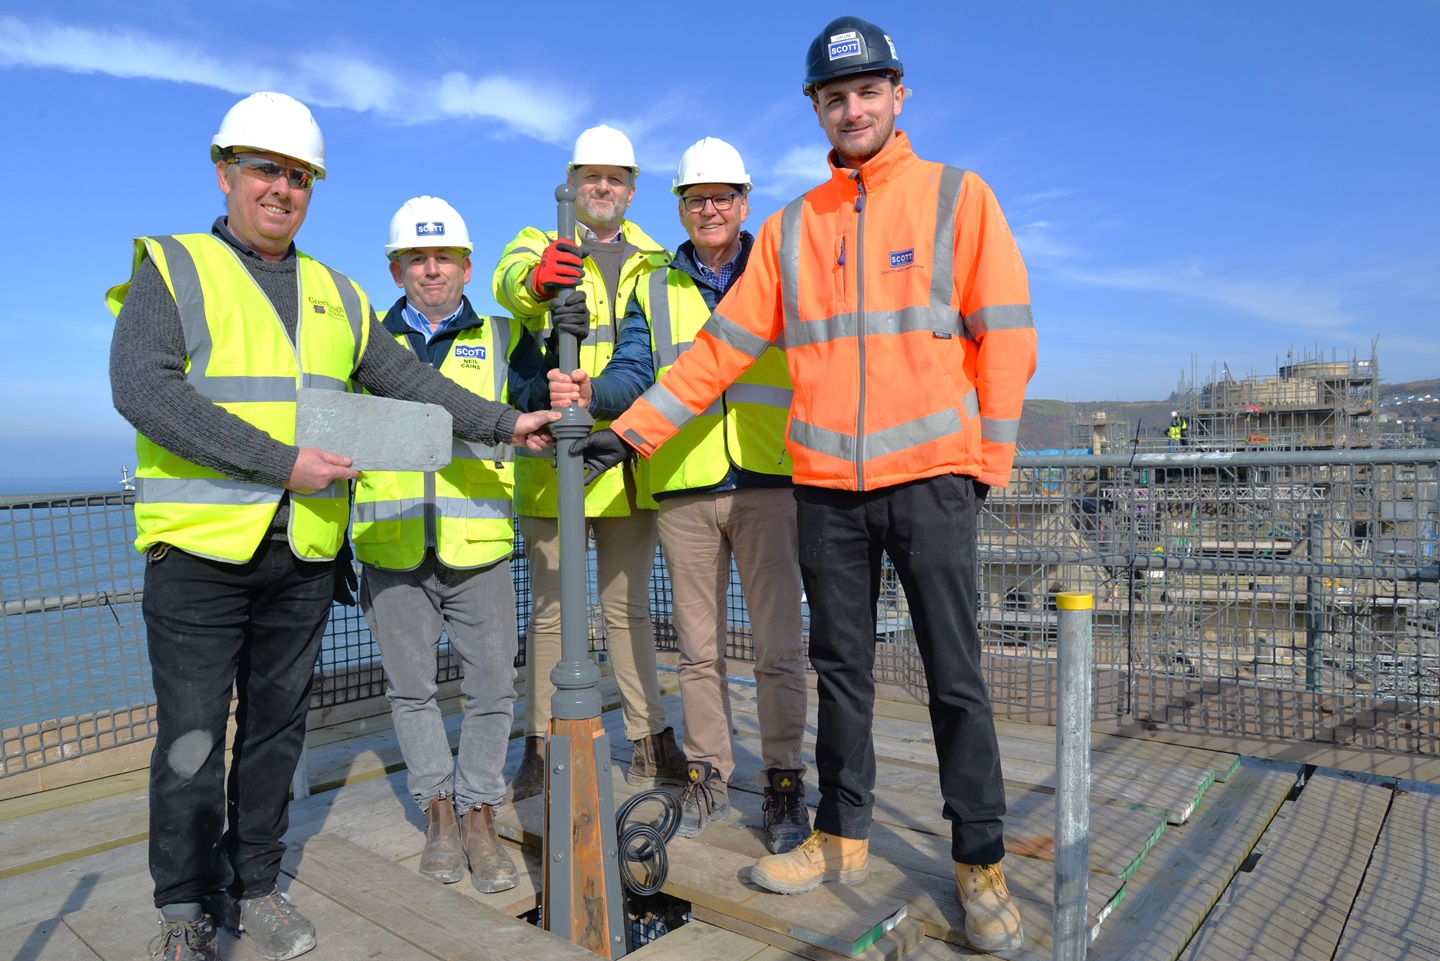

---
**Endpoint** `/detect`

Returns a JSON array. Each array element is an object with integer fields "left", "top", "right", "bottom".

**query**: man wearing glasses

[
  {"left": 107, "top": 92, "right": 559, "bottom": 961},
  {"left": 570, "top": 16, "right": 1036, "bottom": 954},
  {"left": 548, "top": 138, "right": 810, "bottom": 853},
  {"left": 492, "top": 124, "right": 684, "bottom": 802}
]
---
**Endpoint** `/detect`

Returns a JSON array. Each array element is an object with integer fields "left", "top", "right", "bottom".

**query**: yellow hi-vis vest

[
  {"left": 492, "top": 220, "right": 669, "bottom": 517},
  {"left": 105, "top": 234, "right": 369, "bottom": 563},
  {"left": 639, "top": 268, "right": 794, "bottom": 493},
  {"left": 351, "top": 316, "right": 518, "bottom": 570}
]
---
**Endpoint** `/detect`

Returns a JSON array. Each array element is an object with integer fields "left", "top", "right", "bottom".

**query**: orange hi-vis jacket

[{"left": 611, "top": 131, "right": 1036, "bottom": 491}]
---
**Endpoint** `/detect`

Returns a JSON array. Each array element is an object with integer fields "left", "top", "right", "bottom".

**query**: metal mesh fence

[{"left": 4, "top": 449, "right": 1437, "bottom": 779}]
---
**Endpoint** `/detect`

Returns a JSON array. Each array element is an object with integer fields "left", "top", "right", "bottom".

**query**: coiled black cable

[{"left": 615, "top": 789, "right": 682, "bottom": 895}]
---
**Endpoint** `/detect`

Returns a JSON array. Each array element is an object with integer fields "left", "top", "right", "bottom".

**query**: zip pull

[
  {"left": 854, "top": 178, "right": 867, "bottom": 213},
  {"left": 838, "top": 235, "right": 846, "bottom": 267}
]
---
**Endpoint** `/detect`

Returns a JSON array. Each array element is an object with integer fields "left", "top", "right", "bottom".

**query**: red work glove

[{"left": 527, "top": 239, "right": 584, "bottom": 299}]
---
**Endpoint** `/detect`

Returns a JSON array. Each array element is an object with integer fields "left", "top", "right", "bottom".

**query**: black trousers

[
  {"left": 796, "top": 473, "right": 1007, "bottom": 865},
  {"left": 143, "top": 539, "right": 332, "bottom": 908}
]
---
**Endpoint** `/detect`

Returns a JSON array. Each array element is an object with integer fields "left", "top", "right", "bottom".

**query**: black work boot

[
  {"left": 461, "top": 803, "right": 519, "bottom": 893},
  {"left": 761, "top": 767, "right": 811, "bottom": 854},
  {"left": 418, "top": 795, "right": 464, "bottom": 882},
  {"left": 677, "top": 760, "right": 730, "bottom": 838},
  {"left": 627, "top": 726, "right": 687, "bottom": 789},
  {"left": 504, "top": 736, "right": 545, "bottom": 803}
]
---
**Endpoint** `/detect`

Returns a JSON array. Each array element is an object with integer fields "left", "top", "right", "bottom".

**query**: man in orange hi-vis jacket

[{"left": 568, "top": 16, "right": 1036, "bottom": 953}]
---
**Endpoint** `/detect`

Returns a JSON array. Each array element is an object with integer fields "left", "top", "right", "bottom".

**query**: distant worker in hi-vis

[
  {"left": 548, "top": 138, "right": 812, "bottom": 852},
  {"left": 107, "top": 94, "right": 558, "bottom": 961},
  {"left": 352, "top": 197, "right": 572, "bottom": 896},
  {"left": 568, "top": 17, "right": 1037, "bottom": 954}
]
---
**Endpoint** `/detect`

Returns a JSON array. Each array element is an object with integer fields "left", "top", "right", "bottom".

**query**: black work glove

[
  {"left": 528, "top": 239, "right": 585, "bottom": 298},
  {"left": 332, "top": 537, "right": 358, "bottom": 607},
  {"left": 546, "top": 289, "right": 590, "bottom": 350},
  {"left": 568, "top": 428, "right": 630, "bottom": 484}
]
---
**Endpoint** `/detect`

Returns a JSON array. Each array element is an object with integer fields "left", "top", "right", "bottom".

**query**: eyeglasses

[
  {"left": 226, "top": 156, "right": 316, "bottom": 190},
  {"left": 682, "top": 192, "right": 739, "bottom": 214}
]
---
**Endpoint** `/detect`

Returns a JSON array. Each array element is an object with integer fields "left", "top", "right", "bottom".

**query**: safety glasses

[{"left": 226, "top": 156, "right": 317, "bottom": 191}]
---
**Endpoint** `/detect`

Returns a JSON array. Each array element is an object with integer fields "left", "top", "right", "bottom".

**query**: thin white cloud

[
  {"left": 754, "top": 144, "right": 830, "bottom": 198},
  {"left": 0, "top": 16, "right": 580, "bottom": 145}
]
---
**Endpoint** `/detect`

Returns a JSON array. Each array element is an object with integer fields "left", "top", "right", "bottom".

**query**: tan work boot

[
  {"left": 749, "top": 829, "right": 868, "bottom": 894},
  {"left": 417, "top": 796, "right": 464, "bottom": 883},
  {"left": 627, "top": 726, "right": 687, "bottom": 789},
  {"left": 504, "top": 736, "right": 545, "bottom": 802},
  {"left": 461, "top": 804, "right": 519, "bottom": 894},
  {"left": 955, "top": 861, "right": 1024, "bottom": 952}
]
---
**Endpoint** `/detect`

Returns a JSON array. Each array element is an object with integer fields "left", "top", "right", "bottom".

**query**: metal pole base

[{"left": 543, "top": 715, "right": 628, "bottom": 958}]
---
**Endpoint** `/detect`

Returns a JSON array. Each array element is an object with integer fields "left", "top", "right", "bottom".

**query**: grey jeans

[{"left": 361, "top": 554, "right": 518, "bottom": 811}]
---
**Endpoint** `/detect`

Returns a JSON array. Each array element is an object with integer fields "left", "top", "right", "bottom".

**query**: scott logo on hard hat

[
  {"left": 828, "top": 31, "right": 862, "bottom": 61},
  {"left": 415, "top": 222, "right": 446, "bottom": 237}
]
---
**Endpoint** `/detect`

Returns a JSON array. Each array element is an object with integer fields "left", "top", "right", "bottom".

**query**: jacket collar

[
  {"left": 380, "top": 294, "right": 485, "bottom": 336},
  {"left": 825, "top": 129, "right": 919, "bottom": 193}
]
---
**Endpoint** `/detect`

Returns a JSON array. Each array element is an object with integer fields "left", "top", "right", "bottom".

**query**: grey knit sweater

[{"left": 110, "top": 218, "right": 521, "bottom": 493}]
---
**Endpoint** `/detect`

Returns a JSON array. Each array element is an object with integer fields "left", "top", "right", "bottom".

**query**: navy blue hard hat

[{"left": 803, "top": 16, "right": 904, "bottom": 97}]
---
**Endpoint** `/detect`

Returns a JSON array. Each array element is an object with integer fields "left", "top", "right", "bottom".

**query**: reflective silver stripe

[
  {"left": 322, "top": 265, "right": 365, "bottom": 370},
  {"left": 647, "top": 270, "right": 683, "bottom": 370},
  {"left": 453, "top": 438, "right": 511, "bottom": 463},
  {"left": 191, "top": 376, "right": 295, "bottom": 403},
  {"left": 699, "top": 398, "right": 722, "bottom": 418},
  {"left": 151, "top": 236, "right": 208, "bottom": 354},
  {"left": 783, "top": 306, "right": 960, "bottom": 349},
  {"left": 434, "top": 496, "right": 513, "bottom": 520},
  {"left": 788, "top": 418, "right": 855, "bottom": 462},
  {"left": 779, "top": 197, "right": 805, "bottom": 330},
  {"left": 725, "top": 383, "right": 793, "bottom": 410},
  {"left": 490, "top": 317, "right": 512, "bottom": 401},
  {"left": 929, "top": 166, "right": 966, "bottom": 310},
  {"left": 981, "top": 416, "right": 1021, "bottom": 444},
  {"left": 294, "top": 481, "right": 344, "bottom": 501},
  {"left": 641, "top": 383, "right": 697, "bottom": 432},
  {"left": 773, "top": 328, "right": 788, "bottom": 350},
  {"left": 702, "top": 311, "right": 770, "bottom": 360},
  {"left": 509, "top": 245, "right": 540, "bottom": 258},
  {"left": 135, "top": 476, "right": 278, "bottom": 505},
  {"left": 789, "top": 407, "right": 964, "bottom": 463},
  {"left": 962, "top": 390, "right": 981, "bottom": 420},
  {"left": 866, "top": 408, "right": 963, "bottom": 459},
  {"left": 514, "top": 446, "right": 553, "bottom": 458},
  {"left": 356, "top": 498, "right": 512, "bottom": 523},
  {"left": 301, "top": 373, "right": 348, "bottom": 392},
  {"left": 963, "top": 303, "right": 1035, "bottom": 339}
]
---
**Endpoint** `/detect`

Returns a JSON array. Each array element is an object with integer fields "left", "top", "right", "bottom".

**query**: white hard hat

[
  {"left": 1171, "top": 411, "right": 1178, "bottom": 417},
  {"left": 211, "top": 92, "right": 326, "bottom": 179},
  {"left": 568, "top": 124, "right": 638, "bottom": 176},
  {"left": 386, "top": 196, "right": 473, "bottom": 257},
  {"left": 672, "top": 137, "right": 751, "bottom": 196}
]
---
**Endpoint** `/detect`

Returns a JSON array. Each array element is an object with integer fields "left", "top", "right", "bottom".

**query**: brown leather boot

[
  {"left": 504, "top": 736, "right": 545, "bottom": 803},
  {"left": 418, "top": 796, "right": 464, "bottom": 883},
  {"left": 956, "top": 861, "right": 1024, "bottom": 952},
  {"left": 627, "top": 726, "right": 687, "bottom": 789},
  {"left": 750, "top": 830, "right": 868, "bottom": 894},
  {"left": 460, "top": 804, "right": 519, "bottom": 894}
]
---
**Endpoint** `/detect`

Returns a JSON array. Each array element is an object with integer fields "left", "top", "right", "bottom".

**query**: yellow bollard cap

[{"left": 1055, "top": 592, "right": 1094, "bottom": 611}]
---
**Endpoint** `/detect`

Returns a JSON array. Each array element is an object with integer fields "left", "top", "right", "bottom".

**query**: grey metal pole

[
  {"left": 1306, "top": 513, "right": 1325, "bottom": 692},
  {"left": 541, "top": 184, "right": 627, "bottom": 957},
  {"left": 1054, "top": 591, "right": 1093, "bottom": 961}
]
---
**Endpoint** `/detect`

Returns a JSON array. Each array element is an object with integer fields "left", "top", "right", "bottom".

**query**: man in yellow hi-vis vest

[
  {"left": 107, "top": 94, "right": 558, "bottom": 961},
  {"left": 353, "top": 197, "right": 577, "bottom": 898},
  {"left": 492, "top": 124, "right": 684, "bottom": 801}
]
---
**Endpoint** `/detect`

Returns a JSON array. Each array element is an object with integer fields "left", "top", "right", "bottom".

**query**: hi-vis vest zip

[
  {"left": 612, "top": 132, "right": 1036, "bottom": 492},
  {"left": 492, "top": 219, "right": 670, "bottom": 517},
  {"left": 352, "top": 317, "right": 518, "bottom": 570},
  {"left": 638, "top": 268, "right": 793, "bottom": 493},
  {"left": 106, "top": 234, "right": 370, "bottom": 562}
]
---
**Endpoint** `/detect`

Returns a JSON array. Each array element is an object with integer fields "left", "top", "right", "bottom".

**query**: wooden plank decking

[{"left": 3, "top": 678, "right": 1438, "bottom": 961}]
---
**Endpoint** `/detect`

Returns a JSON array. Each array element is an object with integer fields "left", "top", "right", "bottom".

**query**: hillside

[{"left": 1018, "top": 376, "right": 1440, "bottom": 451}]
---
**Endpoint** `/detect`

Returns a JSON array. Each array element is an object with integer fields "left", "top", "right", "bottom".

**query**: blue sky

[{"left": 0, "top": 1, "right": 1436, "bottom": 480}]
